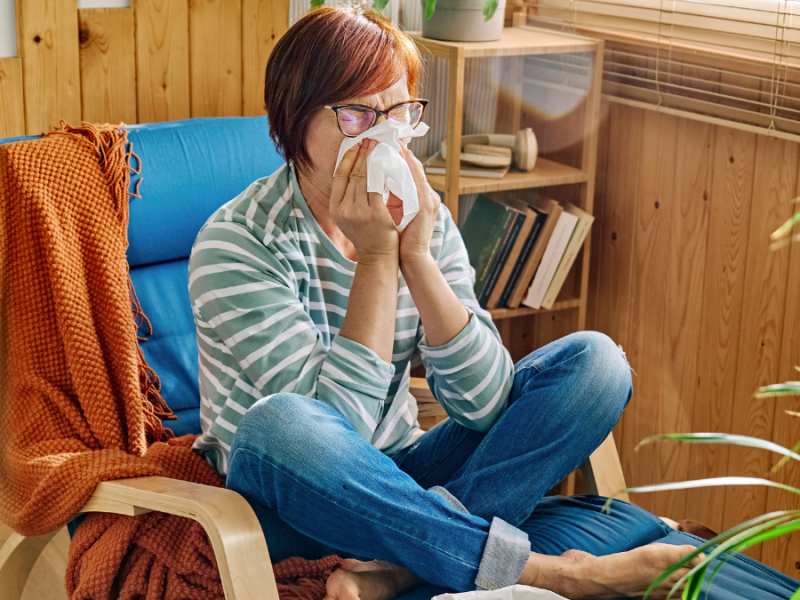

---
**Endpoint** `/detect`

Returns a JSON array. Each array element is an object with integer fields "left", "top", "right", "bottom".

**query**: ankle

[{"left": 519, "top": 553, "right": 581, "bottom": 597}]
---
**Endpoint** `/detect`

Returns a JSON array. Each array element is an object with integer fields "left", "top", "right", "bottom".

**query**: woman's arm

[
  {"left": 334, "top": 140, "right": 399, "bottom": 363},
  {"left": 398, "top": 148, "right": 514, "bottom": 432}
]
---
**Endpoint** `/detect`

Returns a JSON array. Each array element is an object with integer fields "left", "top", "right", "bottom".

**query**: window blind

[{"left": 522, "top": 0, "right": 800, "bottom": 138}]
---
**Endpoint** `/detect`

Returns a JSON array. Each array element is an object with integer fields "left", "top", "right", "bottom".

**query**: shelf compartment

[
  {"left": 425, "top": 157, "right": 588, "bottom": 195},
  {"left": 408, "top": 27, "right": 598, "bottom": 59},
  {"left": 488, "top": 296, "right": 581, "bottom": 320}
]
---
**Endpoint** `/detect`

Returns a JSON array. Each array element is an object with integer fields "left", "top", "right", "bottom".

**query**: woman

[{"left": 187, "top": 5, "right": 796, "bottom": 600}]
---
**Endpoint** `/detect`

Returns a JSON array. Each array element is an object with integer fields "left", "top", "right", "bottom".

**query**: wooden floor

[{"left": 586, "top": 99, "right": 800, "bottom": 577}]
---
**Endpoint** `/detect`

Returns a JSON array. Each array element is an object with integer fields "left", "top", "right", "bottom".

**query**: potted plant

[{"left": 310, "top": 0, "right": 507, "bottom": 43}]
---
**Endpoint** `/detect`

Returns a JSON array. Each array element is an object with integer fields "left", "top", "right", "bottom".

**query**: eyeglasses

[{"left": 325, "top": 100, "right": 429, "bottom": 138}]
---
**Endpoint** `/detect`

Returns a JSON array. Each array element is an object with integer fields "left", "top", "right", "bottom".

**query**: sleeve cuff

[
  {"left": 325, "top": 335, "right": 396, "bottom": 399},
  {"left": 418, "top": 309, "right": 482, "bottom": 366}
]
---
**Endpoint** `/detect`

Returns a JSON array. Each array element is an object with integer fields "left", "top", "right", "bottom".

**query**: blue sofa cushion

[
  {"left": 125, "top": 117, "right": 285, "bottom": 267},
  {"left": 129, "top": 258, "right": 201, "bottom": 431}
]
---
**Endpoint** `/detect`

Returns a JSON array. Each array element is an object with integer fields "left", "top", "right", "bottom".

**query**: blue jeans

[{"left": 227, "top": 332, "right": 799, "bottom": 599}]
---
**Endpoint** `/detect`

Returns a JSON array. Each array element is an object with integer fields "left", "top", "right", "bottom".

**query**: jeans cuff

[
  {"left": 474, "top": 517, "right": 530, "bottom": 591},
  {"left": 428, "top": 486, "right": 470, "bottom": 514}
]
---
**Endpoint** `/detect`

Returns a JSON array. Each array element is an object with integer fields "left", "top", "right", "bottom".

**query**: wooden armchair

[{"left": 1, "top": 378, "right": 627, "bottom": 600}]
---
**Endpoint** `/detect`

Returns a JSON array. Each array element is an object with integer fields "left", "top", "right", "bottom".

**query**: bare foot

[
  {"left": 324, "top": 559, "right": 424, "bottom": 600},
  {"left": 519, "top": 543, "right": 706, "bottom": 599}
]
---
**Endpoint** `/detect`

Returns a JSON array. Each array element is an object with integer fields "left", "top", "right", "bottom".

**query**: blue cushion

[
  {"left": 129, "top": 259, "right": 201, "bottom": 426},
  {"left": 125, "top": 117, "right": 284, "bottom": 267}
]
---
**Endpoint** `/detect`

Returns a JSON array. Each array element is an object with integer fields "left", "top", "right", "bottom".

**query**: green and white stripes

[{"left": 188, "top": 163, "right": 514, "bottom": 475}]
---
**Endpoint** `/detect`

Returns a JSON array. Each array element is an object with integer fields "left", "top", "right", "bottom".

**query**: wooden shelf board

[
  {"left": 489, "top": 296, "right": 582, "bottom": 320},
  {"left": 425, "top": 157, "right": 589, "bottom": 194},
  {"left": 408, "top": 26, "right": 598, "bottom": 59}
]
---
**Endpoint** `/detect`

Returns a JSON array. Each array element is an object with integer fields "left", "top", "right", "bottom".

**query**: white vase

[{"left": 420, "top": 0, "right": 507, "bottom": 42}]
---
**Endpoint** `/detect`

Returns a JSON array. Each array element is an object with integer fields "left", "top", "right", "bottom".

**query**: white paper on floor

[{"left": 432, "top": 584, "right": 568, "bottom": 600}]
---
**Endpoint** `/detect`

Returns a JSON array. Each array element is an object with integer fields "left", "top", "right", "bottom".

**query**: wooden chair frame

[{"left": 0, "top": 378, "right": 627, "bottom": 600}]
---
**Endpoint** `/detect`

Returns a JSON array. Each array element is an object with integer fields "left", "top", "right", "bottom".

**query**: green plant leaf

[
  {"left": 424, "top": 0, "right": 437, "bottom": 20},
  {"left": 756, "top": 381, "right": 800, "bottom": 397},
  {"left": 602, "top": 477, "right": 800, "bottom": 515},
  {"left": 771, "top": 203, "right": 800, "bottom": 240},
  {"left": 483, "top": 0, "right": 499, "bottom": 21},
  {"left": 644, "top": 512, "right": 800, "bottom": 600},
  {"left": 636, "top": 432, "right": 800, "bottom": 464},
  {"left": 373, "top": 0, "right": 391, "bottom": 11},
  {"left": 310, "top": 0, "right": 325, "bottom": 8}
]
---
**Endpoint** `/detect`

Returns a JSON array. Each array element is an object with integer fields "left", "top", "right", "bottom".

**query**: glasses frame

[{"left": 324, "top": 99, "right": 429, "bottom": 138}]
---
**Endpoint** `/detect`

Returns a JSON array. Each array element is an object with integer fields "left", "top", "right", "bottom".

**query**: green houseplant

[
  {"left": 602, "top": 203, "right": 800, "bottom": 599},
  {"left": 310, "top": 0, "right": 505, "bottom": 42}
]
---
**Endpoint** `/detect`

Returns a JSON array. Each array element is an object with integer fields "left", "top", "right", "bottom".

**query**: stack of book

[{"left": 459, "top": 193, "right": 594, "bottom": 310}]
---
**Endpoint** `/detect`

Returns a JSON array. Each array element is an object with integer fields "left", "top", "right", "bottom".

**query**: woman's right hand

[{"left": 330, "top": 139, "right": 399, "bottom": 264}]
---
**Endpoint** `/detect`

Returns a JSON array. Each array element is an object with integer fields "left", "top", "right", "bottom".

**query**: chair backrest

[{"left": 0, "top": 117, "right": 286, "bottom": 436}]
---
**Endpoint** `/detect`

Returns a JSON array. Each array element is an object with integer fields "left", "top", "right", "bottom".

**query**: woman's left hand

[{"left": 392, "top": 145, "right": 441, "bottom": 265}]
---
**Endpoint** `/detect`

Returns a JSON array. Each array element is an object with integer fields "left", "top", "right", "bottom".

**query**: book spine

[
  {"left": 540, "top": 215, "right": 594, "bottom": 309},
  {"left": 480, "top": 212, "right": 524, "bottom": 307},
  {"left": 523, "top": 215, "right": 576, "bottom": 309},
  {"left": 474, "top": 209, "right": 515, "bottom": 296},
  {"left": 499, "top": 216, "right": 543, "bottom": 308}
]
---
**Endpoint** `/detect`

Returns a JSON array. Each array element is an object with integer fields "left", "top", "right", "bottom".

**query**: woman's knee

[
  {"left": 515, "top": 331, "right": 632, "bottom": 424},
  {"left": 569, "top": 331, "right": 632, "bottom": 423},
  {"left": 231, "top": 392, "right": 340, "bottom": 459}
]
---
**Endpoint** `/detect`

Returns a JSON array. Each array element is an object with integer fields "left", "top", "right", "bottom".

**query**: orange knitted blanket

[{"left": 0, "top": 123, "right": 341, "bottom": 599}]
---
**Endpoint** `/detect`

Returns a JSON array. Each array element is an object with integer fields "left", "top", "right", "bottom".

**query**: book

[
  {"left": 459, "top": 194, "right": 518, "bottom": 298},
  {"left": 507, "top": 199, "right": 564, "bottom": 308},
  {"left": 486, "top": 201, "right": 540, "bottom": 310},
  {"left": 540, "top": 203, "right": 595, "bottom": 309},
  {"left": 424, "top": 152, "right": 510, "bottom": 180},
  {"left": 479, "top": 208, "right": 526, "bottom": 307},
  {"left": 497, "top": 207, "right": 545, "bottom": 309},
  {"left": 521, "top": 208, "right": 579, "bottom": 310}
]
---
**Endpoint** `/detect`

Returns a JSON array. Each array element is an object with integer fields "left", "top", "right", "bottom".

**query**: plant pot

[{"left": 421, "top": 0, "right": 507, "bottom": 42}]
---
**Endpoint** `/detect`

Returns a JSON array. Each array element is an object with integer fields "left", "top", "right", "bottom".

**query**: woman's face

[{"left": 304, "top": 75, "right": 411, "bottom": 182}]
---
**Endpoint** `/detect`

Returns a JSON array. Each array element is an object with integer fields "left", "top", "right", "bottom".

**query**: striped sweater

[{"left": 189, "top": 163, "right": 514, "bottom": 476}]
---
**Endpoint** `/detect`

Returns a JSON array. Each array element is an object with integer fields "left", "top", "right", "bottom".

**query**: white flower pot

[{"left": 420, "top": 0, "right": 507, "bottom": 42}]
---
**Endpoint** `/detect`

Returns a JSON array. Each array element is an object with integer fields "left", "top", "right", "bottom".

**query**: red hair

[{"left": 263, "top": 3, "right": 422, "bottom": 173}]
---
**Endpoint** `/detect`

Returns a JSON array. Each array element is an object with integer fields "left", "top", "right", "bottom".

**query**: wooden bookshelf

[
  {"left": 424, "top": 158, "right": 589, "bottom": 195},
  {"left": 488, "top": 296, "right": 582, "bottom": 320},
  {"left": 409, "top": 19, "right": 604, "bottom": 330}
]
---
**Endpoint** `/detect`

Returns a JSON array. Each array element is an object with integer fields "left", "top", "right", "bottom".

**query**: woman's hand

[
  {"left": 331, "top": 139, "right": 399, "bottom": 264},
  {"left": 395, "top": 145, "right": 440, "bottom": 265}
]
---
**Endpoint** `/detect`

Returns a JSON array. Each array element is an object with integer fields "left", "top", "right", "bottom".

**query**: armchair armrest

[
  {"left": 0, "top": 477, "right": 280, "bottom": 600},
  {"left": 84, "top": 477, "right": 280, "bottom": 600}
]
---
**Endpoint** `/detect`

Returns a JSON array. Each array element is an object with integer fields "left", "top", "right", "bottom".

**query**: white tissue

[
  {"left": 433, "top": 585, "right": 568, "bottom": 600},
  {"left": 333, "top": 119, "right": 430, "bottom": 232}
]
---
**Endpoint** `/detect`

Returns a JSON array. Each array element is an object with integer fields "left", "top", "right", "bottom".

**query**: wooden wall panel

[
  {"left": 0, "top": 59, "right": 25, "bottom": 138},
  {"left": 134, "top": 0, "right": 190, "bottom": 123},
  {"left": 593, "top": 102, "right": 643, "bottom": 467},
  {"left": 17, "top": 0, "right": 81, "bottom": 134},
  {"left": 190, "top": 0, "right": 242, "bottom": 118},
  {"left": 620, "top": 110, "right": 678, "bottom": 518},
  {"left": 761, "top": 164, "right": 800, "bottom": 576},
  {"left": 242, "top": 0, "right": 289, "bottom": 117},
  {"left": 653, "top": 118, "right": 713, "bottom": 518},
  {"left": 685, "top": 127, "right": 756, "bottom": 534},
  {"left": 722, "top": 137, "right": 797, "bottom": 561},
  {"left": 78, "top": 8, "right": 137, "bottom": 125}
]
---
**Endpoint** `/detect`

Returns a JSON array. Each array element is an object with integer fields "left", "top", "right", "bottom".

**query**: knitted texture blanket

[{"left": 0, "top": 123, "right": 340, "bottom": 599}]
